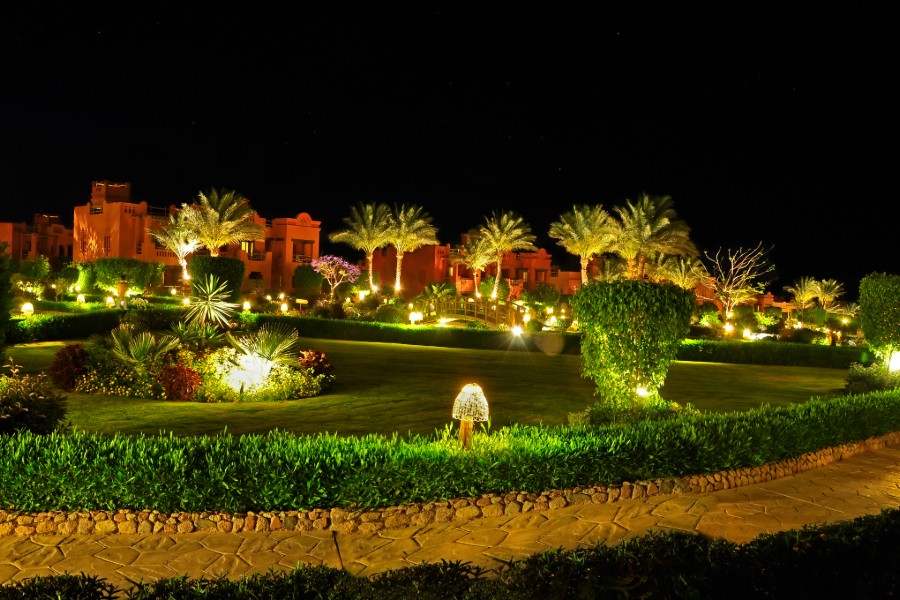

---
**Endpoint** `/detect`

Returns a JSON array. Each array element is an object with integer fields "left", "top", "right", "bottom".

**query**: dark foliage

[
  {"left": 158, "top": 364, "right": 203, "bottom": 401},
  {"left": 48, "top": 343, "right": 89, "bottom": 391}
]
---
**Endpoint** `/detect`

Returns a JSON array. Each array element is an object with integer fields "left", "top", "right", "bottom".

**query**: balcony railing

[
  {"left": 292, "top": 254, "right": 312, "bottom": 264},
  {"left": 247, "top": 252, "right": 266, "bottom": 261}
]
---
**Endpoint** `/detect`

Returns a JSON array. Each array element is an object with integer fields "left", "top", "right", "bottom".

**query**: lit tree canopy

[
  {"left": 184, "top": 188, "right": 265, "bottom": 257},
  {"left": 548, "top": 204, "right": 615, "bottom": 286},
  {"left": 703, "top": 242, "right": 775, "bottom": 317},
  {"left": 311, "top": 255, "right": 362, "bottom": 301},
  {"left": 475, "top": 210, "right": 537, "bottom": 299},
  {"left": 150, "top": 210, "right": 201, "bottom": 282},
  {"left": 387, "top": 204, "right": 439, "bottom": 294},
  {"left": 328, "top": 202, "right": 392, "bottom": 293}
]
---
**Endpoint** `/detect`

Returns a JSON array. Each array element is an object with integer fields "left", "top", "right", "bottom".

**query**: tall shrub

[
  {"left": 859, "top": 272, "right": 900, "bottom": 362},
  {"left": 189, "top": 256, "right": 246, "bottom": 302},
  {"left": 90, "top": 258, "right": 164, "bottom": 294},
  {"left": 570, "top": 280, "right": 694, "bottom": 404}
]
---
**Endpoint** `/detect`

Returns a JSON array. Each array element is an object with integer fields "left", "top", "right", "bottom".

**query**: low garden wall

[{"left": 3, "top": 430, "right": 898, "bottom": 537}]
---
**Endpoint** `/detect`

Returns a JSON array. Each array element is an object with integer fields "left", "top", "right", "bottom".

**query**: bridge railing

[{"left": 429, "top": 297, "right": 523, "bottom": 328}]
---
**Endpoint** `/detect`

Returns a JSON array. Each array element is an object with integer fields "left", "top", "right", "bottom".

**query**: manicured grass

[{"left": 4, "top": 338, "right": 849, "bottom": 438}]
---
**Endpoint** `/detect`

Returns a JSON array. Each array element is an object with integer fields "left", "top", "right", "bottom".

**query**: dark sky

[{"left": 2, "top": 7, "right": 896, "bottom": 301}]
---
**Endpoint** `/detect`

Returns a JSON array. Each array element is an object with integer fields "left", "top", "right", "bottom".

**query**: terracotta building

[
  {"left": 0, "top": 214, "right": 74, "bottom": 263},
  {"left": 69, "top": 180, "right": 321, "bottom": 293}
]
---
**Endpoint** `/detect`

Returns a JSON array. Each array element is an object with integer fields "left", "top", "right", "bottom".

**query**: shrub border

[{"left": 3, "top": 430, "right": 897, "bottom": 537}]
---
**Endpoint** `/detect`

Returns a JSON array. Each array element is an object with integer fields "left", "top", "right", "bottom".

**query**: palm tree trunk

[
  {"left": 366, "top": 252, "right": 376, "bottom": 292},
  {"left": 491, "top": 257, "right": 502, "bottom": 298},
  {"left": 580, "top": 257, "right": 589, "bottom": 285},
  {"left": 395, "top": 251, "right": 404, "bottom": 294}
]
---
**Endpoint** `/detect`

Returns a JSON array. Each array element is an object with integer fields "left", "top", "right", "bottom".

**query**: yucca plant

[{"left": 185, "top": 274, "right": 239, "bottom": 329}]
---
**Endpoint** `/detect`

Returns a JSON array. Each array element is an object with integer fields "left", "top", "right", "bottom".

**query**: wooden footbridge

[{"left": 422, "top": 297, "right": 524, "bottom": 328}]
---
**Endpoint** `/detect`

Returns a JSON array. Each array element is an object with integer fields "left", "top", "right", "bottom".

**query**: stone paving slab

[{"left": 0, "top": 445, "right": 897, "bottom": 591}]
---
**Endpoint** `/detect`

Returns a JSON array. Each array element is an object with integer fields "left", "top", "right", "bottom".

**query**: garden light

[
  {"left": 635, "top": 386, "right": 649, "bottom": 397},
  {"left": 724, "top": 322, "right": 734, "bottom": 334},
  {"left": 243, "top": 301, "right": 251, "bottom": 311},
  {"left": 452, "top": 383, "right": 489, "bottom": 450},
  {"left": 890, "top": 352, "right": 900, "bottom": 373},
  {"left": 182, "top": 297, "right": 190, "bottom": 306},
  {"left": 20, "top": 302, "right": 34, "bottom": 315},
  {"left": 409, "top": 311, "right": 423, "bottom": 324},
  {"left": 76, "top": 294, "right": 85, "bottom": 304},
  {"left": 280, "top": 302, "right": 289, "bottom": 313},
  {"left": 170, "top": 288, "right": 178, "bottom": 295},
  {"left": 512, "top": 325, "right": 523, "bottom": 336},
  {"left": 105, "top": 296, "right": 115, "bottom": 307}
]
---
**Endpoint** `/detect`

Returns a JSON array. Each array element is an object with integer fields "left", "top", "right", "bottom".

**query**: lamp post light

[{"left": 451, "top": 383, "right": 489, "bottom": 450}]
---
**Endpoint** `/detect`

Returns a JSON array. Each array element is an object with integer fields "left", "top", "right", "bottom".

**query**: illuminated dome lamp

[
  {"left": 452, "top": 383, "right": 489, "bottom": 450},
  {"left": 20, "top": 302, "right": 34, "bottom": 316}
]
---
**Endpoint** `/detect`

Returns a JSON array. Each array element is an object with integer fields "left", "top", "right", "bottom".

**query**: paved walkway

[{"left": 2, "top": 446, "right": 899, "bottom": 591}]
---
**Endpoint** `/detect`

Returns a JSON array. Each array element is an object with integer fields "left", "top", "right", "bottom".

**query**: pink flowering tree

[{"left": 311, "top": 255, "right": 361, "bottom": 302}]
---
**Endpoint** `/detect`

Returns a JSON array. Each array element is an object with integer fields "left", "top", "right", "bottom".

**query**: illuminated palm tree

[
  {"left": 476, "top": 210, "right": 537, "bottom": 299},
  {"left": 815, "top": 278, "right": 844, "bottom": 312},
  {"left": 653, "top": 256, "right": 711, "bottom": 291},
  {"left": 388, "top": 204, "right": 439, "bottom": 295},
  {"left": 548, "top": 204, "right": 615, "bottom": 285},
  {"left": 610, "top": 193, "right": 698, "bottom": 279},
  {"left": 184, "top": 188, "right": 265, "bottom": 257},
  {"left": 149, "top": 210, "right": 201, "bottom": 283},
  {"left": 328, "top": 202, "right": 393, "bottom": 293},
  {"left": 450, "top": 235, "right": 494, "bottom": 290},
  {"left": 784, "top": 276, "right": 818, "bottom": 322}
]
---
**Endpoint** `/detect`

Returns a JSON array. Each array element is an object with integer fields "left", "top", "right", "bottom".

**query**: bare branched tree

[{"left": 703, "top": 242, "right": 776, "bottom": 317}]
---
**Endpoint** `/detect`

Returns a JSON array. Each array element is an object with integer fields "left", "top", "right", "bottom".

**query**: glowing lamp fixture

[
  {"left": 170, "top": 288, "right": 178, "bottom": 295},
  {"left": 20, "top": 302, "right": 34, "bottom": 315},
  {"left": 452, "top": 383, "right": 490, "bottom": 450},
  {"left": 280, "top": 302, "right": 289, "bottom": 313},
  {"left": 794, "top": 321, "right": 803, "bottom": 329},
  {"left": 182, "top": 297, "right": 190, "bottom": 306},
  {"left": 358, "top": 290, "right": 369, "bottom": 301},
  {"left": 635, "top": 386, "right": 649, "bottom": 397},
  {"left": 278, "top": 292, "right": 285, "bottom": 300},
  {"left": 265, "top": 294, "right": 272, "bottom": 301},
  {"left": 105, "top": 296, "right": 115, "bottom": 307},
  {"left": 243, "top": 301, "right": 251, "bottom": 311},
  {"left": 523, "top": 313, "right": 531, "bottom": 323},
  {"left": 723, "top": 322, "right": 734, "bottom": 334},
  {"left": 409, "top": 311, "right": 423, "bottom": 324},
  {"left": 76, "top": 294, "right": 86, "bottom": 304},
  {"left": 511, "top": 325, "right": 523, "bottom": 336},
  {"left": 889, "top": 351, "right": 900, "bottom": 373},
  {"left": 743, "top": 328, "right": 753, "bottom": 339}
]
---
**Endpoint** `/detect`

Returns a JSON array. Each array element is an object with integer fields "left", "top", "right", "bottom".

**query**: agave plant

[
  {"left": 109, "top": 324, "right": 180, "bottom": 372},
  {"left": 185, "top": 274, "right": 239, "bottom": 329}
]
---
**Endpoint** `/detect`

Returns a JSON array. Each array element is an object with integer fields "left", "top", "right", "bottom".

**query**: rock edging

[{"left": 3, "top": 431, "right": 898, "bottom": 537}]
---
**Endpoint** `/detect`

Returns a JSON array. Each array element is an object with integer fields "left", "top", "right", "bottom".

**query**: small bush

[
  {"left": 159, "top": 364, "right": 203, "bottom": 401},
  {"left": 243, "top": 366, "right": 325, "bottom": 401},
  {"left": 845, "top": 362, "right": 900, "bottom": 395},
  {"left": 375, "top": 303, "right": 407, "bottom": 324},
  {"left": 48, "top": 343, "right": 89, "bottom": 391},
  {"left": 578, "top": 396, "right": 697, "bottom": 427},
  {"left": 0, "top": 359, "right": 69, "bottom": 435},
  {"left": 298, "top": 349, "right": 335, "bottom": 386}
]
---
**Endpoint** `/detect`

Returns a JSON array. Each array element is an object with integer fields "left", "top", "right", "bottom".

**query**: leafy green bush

[
  {"left": 375, "top": 303, "right": 407, "bottom": 323},
  {"left": 6, "top": 310, "right": 122, "bottom": 343},
  {"left": 845, "top": 363, "right": 900, "bottom": 395},
  {"left": 0, "top": 359, "right": 69, "bottom": 435}
]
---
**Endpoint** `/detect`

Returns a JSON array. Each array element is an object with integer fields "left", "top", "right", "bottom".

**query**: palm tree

[
  {"left": 149, "top": 210, "right": 201, "bottom": 283},
  {"left": 815, "top": 278, "right": 844, "bottom": 311},
  {"left": 184, "top": 189, "right": 266, "bottom": 257},
  {"left": 784, "top": 276, "right": 818, "bottom": 322},
  {"left": 653, "top": 256, "right": 711, "bottom": 291},
  {"left": 328, "top": 202, "right": 393, "bottom": 292},
  {"left": 388, "top": 204, "right": 439, "bottom": 295},
  {"left": 610, "top": 193, "right": 698, "bottom": 279},
  {"left": 548, "top": 204, "right": 615, "bottom": 286},
  {"left": 476, "top": 210, "right": 537, "bottom": 299},
  {"left": 450, "top": 235, "right": 494, "bottom": 292}
]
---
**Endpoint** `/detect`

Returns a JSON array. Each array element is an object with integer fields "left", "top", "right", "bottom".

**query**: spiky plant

[
  {"left": 226, "top": 322, "right": 303, "bottom": 367},
  {"left": 108, "top": 324, "right": 180, "bottom": 372},
  {"left": 168, "top": 320, "right": 226, "bottom": 350},
  {"left": 185, "top": 274, "right": 239, "bottom": 329}
]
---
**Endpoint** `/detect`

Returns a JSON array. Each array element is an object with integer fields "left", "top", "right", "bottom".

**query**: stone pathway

[{"left": 1, "top": 446, "right": 898, "bottom": 591}]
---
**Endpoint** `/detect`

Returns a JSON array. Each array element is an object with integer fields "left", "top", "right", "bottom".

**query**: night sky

[{"left": 2, "top": 7, "right": 896, "bottom": 301}]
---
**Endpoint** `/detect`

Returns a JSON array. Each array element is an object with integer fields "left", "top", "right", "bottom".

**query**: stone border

[{"left": 3, "top": 431, "right": 898, "bottom": 537}]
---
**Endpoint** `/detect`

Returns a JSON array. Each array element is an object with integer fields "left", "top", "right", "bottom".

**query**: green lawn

[{"left": 4, "top": 338, "right": 849, "bottom": 439}]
